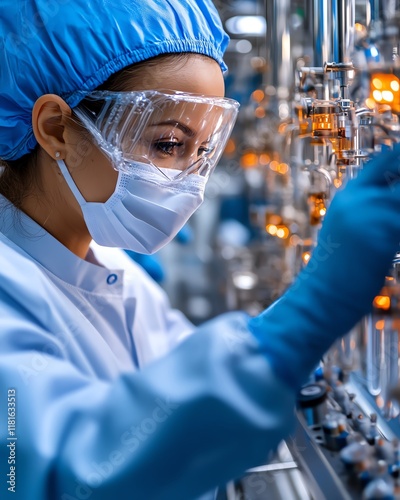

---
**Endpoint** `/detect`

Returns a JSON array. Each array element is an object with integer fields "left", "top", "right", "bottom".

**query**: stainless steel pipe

[
  {"left": 334, "top": 0, "right": 355, "bottom": 64},
  {"left": 265, "top": 0, "right": 293, "bottom": 90},
  {"left": 313, "top": 0, "right": 334, "bottom": 67}
]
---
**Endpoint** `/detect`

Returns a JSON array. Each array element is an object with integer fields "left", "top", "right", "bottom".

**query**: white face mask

[{"left": 57, "top": 160, "right": 206, "bottom": 253}]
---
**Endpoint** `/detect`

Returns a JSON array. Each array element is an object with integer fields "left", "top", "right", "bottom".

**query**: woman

[{"left": 1, "top": 0, "right": 400, "bottom": 499}]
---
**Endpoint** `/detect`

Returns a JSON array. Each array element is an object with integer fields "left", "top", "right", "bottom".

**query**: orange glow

[
  {"left": 330, "top": 137, "right": 339, "bottom": 153},
  {"left": 365, "top": 97, "right": 376, "bottom": 109},
  {"left": 376, "top": 395, "right": 384, "bottom": 409},
  {"left": 373, "top": 295, "right": 391, "bottom": 311},
  {"left": 302, "top": 251, "right": 311, "bottom": 264},
  {"left": 255, "top": 106, "right": 266, "bottom": 119},
  {"left": 265, "top": 212, "right": 290, "bottom": 240},
  {"left": 334, "top": 178, "right": 343, "bottom": 188},
  {"left": 370, "top": 73, "right": 400, "bottom": 112},
  {"left": 277, "top": 163, "right": 289, "bottom": 175},
  {"left": 252, "top": 89, "right": 265, "bottom": 103},
  {"left": 373, "top": 90, "right": 382, "bottom": 102},
  {"left": 290, "top": 235, "right": 301, "bottom": 246},
  {"left": 224, "top": 138, "right": 236, "bottom": 155},
  {"left": 259, "top": 153, "right": 270, "bottom": 165},
  {"left": 278, "top": 123, "right": 288, "bottom": 134},
  {"left": 372, "top": 77, "right": 383, "bottom": 90},
  {"left": 391, "top": 80, "right": 400, "bottom": 92},
  {"left": 299, "top": 121, "right": 310, "bottom": 134},
  {"left": 308, "top": 193, "right": 327, "bottom": 226},
  {"left": 269, "top": 160, "right": 279, "bottom": 171},
  {"left": 276, "top": 225, "right": 290, "bottom": 239},
  {"left": 375, "top": 319, "right": 385, "bottom": 330},
  {"left": 382, "top": 90, "right": 394, "bottom": 102},
  {"left": 266, "top": 214, "right": 282, "bottom": 225},
  {"left": 240, "top": 153, "right": 258, "bottom": 169}
]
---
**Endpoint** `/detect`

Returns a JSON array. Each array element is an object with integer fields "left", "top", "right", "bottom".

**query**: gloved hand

[{"left": 249, "top": 145, "right": 400, "bottom": 390}]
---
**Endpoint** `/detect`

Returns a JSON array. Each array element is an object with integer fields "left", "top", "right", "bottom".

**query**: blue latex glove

[
  {"left": 175, "top": 224, "right": 194, "bottom": 245},
  {"left": 249, "top": 145, "right": 400, "bottom": 390},
  {"left": 124, "top": 250, "right": 165, "bottom": 283}
]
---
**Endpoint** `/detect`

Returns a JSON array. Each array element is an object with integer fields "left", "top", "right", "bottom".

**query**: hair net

[{"left": 0, "top": 0, "right": 229, "bottom": 161}]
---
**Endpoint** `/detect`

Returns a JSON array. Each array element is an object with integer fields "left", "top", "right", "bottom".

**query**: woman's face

[{"left": 64, "top": 55, "right": 225, "bottom": 203}]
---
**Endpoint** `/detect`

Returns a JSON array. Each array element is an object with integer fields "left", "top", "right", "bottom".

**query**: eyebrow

[{"left": 149, "top": 120, "right": 196, "bottom": 137}]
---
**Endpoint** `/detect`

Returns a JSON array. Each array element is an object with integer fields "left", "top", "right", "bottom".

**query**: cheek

[{"left": 70, "top": 148, "right": 119, "bottom": 203}]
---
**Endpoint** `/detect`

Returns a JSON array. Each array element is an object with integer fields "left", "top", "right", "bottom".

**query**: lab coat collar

[{"left": 0, "top": 195, "right": 124, "bottom": 294}]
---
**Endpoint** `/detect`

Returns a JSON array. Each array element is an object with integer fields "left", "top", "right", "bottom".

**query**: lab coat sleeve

[{"left": 0, "top": 257, "right": 295, "bottom": 500}]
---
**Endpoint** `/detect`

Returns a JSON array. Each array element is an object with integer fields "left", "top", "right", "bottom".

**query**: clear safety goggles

[{"left": 73, "top": 90, "right": 240, "bottom": 181}]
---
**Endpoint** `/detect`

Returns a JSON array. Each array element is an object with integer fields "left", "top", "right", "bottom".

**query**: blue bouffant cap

[{"left": 0, "top": 0, "right": 229, "bottom": 160}]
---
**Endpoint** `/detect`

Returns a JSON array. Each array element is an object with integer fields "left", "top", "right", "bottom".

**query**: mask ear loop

[{"left": 56, "top": 159, "right": 88, "bottom": 206}]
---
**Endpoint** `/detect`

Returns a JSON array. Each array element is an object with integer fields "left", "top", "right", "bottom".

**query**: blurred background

[
  {"left": 158, "top": 0, "right": 377, "bottom": 325},
  {"left": 144, "top": 1, "right": 400, "bottom": 498}
]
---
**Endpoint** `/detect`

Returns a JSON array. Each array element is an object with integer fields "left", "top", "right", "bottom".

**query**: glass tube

[
  {"left": 312, "top": 101, "right": 340, "bottom": 138},
  {"left": 366, "top": 280, "right": 400, "bottom": 419}
]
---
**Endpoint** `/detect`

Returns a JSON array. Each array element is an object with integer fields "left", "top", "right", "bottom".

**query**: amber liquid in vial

[{"left": 312, "top": 112, "right": 338, "bottom": 138}]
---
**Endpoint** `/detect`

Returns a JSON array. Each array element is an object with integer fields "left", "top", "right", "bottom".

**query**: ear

[{"left": 32, "top": 95, "right": 72, "bottom": 160}]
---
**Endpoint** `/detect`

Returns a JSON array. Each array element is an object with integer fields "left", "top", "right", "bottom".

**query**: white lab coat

[
  {"left": 0, "top": 196, "right": 296, "bottom": 500},
  {"left": 0, "top": 196, "right": 194, "bottom": 377}
]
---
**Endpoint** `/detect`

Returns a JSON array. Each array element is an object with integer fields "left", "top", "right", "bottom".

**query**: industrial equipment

[{"left": 215, "top": 1, "right": 400, "bottom": 498}]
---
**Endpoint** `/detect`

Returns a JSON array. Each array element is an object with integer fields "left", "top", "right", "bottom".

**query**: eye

[
  {"left": 154, "top": 141, "right": 184, "bottom": 156},
  {"left": 198, "top": 145, "right": 214, "bottom": 156}
]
